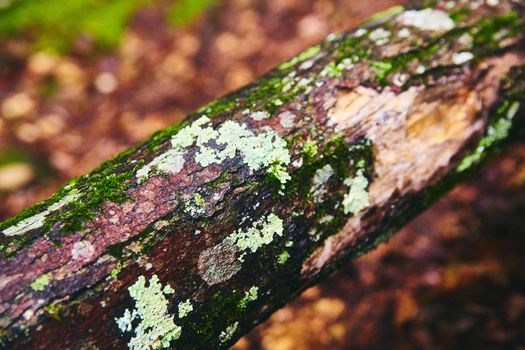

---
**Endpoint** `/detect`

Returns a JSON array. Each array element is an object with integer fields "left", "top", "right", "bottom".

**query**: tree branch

[{"left": 1, "top": 1, "right": 524, "bottom": 349}]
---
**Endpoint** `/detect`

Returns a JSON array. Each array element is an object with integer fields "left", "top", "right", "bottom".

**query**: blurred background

[{"left": 0, "top": 0, "right": 525, "bottom": 349}]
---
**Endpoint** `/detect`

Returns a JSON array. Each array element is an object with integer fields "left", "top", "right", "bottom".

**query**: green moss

[
  {"left": 449, "top": 7, "right": 473, "bottom": 22},
  {"left": 167, "top": 0, "right": 216, "bottom": 27},
  {"left": 193, "top": 193, "right": 206, "bottom": 208},
  {"left": 457, "top": 101, "right": 520, "bottom": 172},
  {"left": 193, "top": 290, "right": 244, "bottom": 338},
  {"left": 44, "top": 302, "right": 63, "bottom": 321},
  {"left": 471, "top": 10, "right": 522, "bottom": 57},
  {"left": 0, "top": 0, "right": 150, "bottom": 53},
  {"left": 238, "top": 286, "right": 258, "bottom": 309},
  {"left": 371, "top": 61, "right": 393, "bottom": 81},
  {"left": 320, "top": 61, "right": 343, "bottom": 78},
  {"left": 108, "top": 261, "right": 123, "bottom": 279},
  {"left": 302, "top": 140, "right": 318, "bottom": 159},
  {"left": 277, "top": 250, "right": 290, "bottom": 265},
  {"left": 501, "top": 66, "right": 525, "bottom": 102},
  {"left": 44, "top": 169, "right": 137, "bottom": 234}
]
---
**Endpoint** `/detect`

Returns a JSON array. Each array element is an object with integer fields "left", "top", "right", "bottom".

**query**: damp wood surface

[{"left": 1, "top": 0, "right": 525, "bottom": 349}]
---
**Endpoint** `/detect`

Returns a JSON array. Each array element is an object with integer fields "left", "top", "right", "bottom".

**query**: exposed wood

[{"left": 0, "top": 1, "right": 524, "bottom": 349}]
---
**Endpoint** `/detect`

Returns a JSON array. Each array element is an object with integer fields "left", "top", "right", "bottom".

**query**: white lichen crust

[
  {"left": 396, "top": 9, "right": 455, "bottom": 32},
  {"left": 2, "top": 192, "right": 80, "bottom": 236},
  {"left": 71, "top": 240, "right": 95, "bottom": 260},
  {"left": 115, "top": 275, "right": 181, "bottom": 350},
  {"left": 310, "top": 164, "right": 334, "bottom": 203}
]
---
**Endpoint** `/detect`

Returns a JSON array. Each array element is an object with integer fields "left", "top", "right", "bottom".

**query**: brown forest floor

[{"left": 1, "top": 1, "right": 525, "bottom": 349}]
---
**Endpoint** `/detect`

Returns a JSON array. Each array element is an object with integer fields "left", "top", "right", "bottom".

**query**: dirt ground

[{"left": 1, "top": 1, "right": 525, "bottom": 349}]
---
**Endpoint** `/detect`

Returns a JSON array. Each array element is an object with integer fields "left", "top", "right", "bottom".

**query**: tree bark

[{"left": 1, "top": 1, "right": 524, "bottom": 349}]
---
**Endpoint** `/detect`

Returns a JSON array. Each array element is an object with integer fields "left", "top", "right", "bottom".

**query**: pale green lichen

[
  {"left": 226, "top": 213, "right": 284, "bottom": 258},
  {"left": 31, "top": 274, "right": 49, "bottom": 291},
  {"left": 136, "top": 116, "right": 210, "bottom": 181},
  {"left": 277, "top": 251, "right": 290, "bottom": 265},
  {"left": 2, "top": 192, "right": 80, "bottom": 236},
  {"left": 177, "top": 299, "right": 193, "bottom": 318},
  {"left": 115, "top": 275, "right": 181, "bottom": 350},
  {"left": 219, "top": 322, "right": 239, "bottom": 343},
  {"left": 193, "top": 120, "right": 291, "bottom": 179},
  {"left": 185, "top": 193, "right": 207, "bottom": 217},
  {"left": 269, "top": 163, "right": 292, "bottom": 188},
  {"left": 135, "top": 149, "right": 185, "bottom": 181},
  {"left": 342, "top": 169, "right": 370, "bottom": 215},
  {"left": 138, "top": 116, "right": 291, "bottom": 184},
  {"left": 238, "top": 286, "right": 259, "bottom": 309}
]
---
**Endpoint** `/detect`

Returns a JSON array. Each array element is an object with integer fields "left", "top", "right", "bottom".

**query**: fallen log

[{"left": 1, "top": 1, "right": 524, "bottom": 349}]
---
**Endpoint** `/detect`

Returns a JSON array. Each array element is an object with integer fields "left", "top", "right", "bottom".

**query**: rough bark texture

[{"left": 1, "top": 1, "right": 525, "bottom": 349}]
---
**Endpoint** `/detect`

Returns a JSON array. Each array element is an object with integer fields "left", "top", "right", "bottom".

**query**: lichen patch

[
  {"left": 279, "top": 111, "right": 296, "bottom": 128},
  {"left": 369, "top": 28, "right": 391, "bottom": 45},
  {"left": 396, "top": 9, "right": 455, "bottom": 32},
  {"left": 226, "top": 213, "right": 284, "bottom": 257},
  {"left": 2, "top": 192, "right": 80, "bottom": 236},
  {"left": 71, "top": 240, "right": 95, "bottom": 260},
  {"left": 342, "top": 170, "right": 370, "bottom": 215},
  {"left": 219, "top": 322, "right": 239, "bottom": 343},
  {"left": 138, "top": 116, "right": 291, "bottom": 185},
  {"left": 238, "top": 286, "right": 259, "bottom": 309},
  {"left": 452, "top": 52, "right": 474, "bottom": 65},
  {"left": 115, "top": 275, "right": 181, "bottom": 350},
  {"left": 251, "top": 111, "right": 269, "bottom": 121},
  {"left": 177, "top": 299, "right": 193, "bottom": 318},
  {"left": 310, "top": 164, "right": 334, "bottom": 203},
  {"left": 30, "top": 274, "right": 49, "bottom": 291},
  {"left": 198, "top": 240, "right": 242, "bottom": 286}
]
